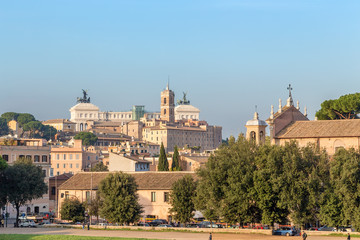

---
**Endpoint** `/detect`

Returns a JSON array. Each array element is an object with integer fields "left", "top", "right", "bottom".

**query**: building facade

[
  {"left": 50, "top": 139, "right": 100, "bottom": 175},
  {"left": 0, "top": 138, "right": 51, "bottom": 217},
  {"left": 58, "top": 172, "right": 196, "bottom": 222}
]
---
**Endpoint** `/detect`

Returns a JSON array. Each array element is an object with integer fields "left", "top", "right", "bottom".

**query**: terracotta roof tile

[
  {"left": 277, "top": 119, "right": 360, "bottom": 138},
  {"left": 59, "top": 171, "right": 196, "bottom": 191}
]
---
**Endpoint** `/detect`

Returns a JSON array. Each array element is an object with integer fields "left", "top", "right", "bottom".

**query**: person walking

[
  {"left": 209, "top": 232, "right": 212, "bottom": 240},
  {"left": 302, "top": 231, "right": 307, "bottom": 240},
  {"left": 347, "top": 233, "right": 351, "bottom": 240}
]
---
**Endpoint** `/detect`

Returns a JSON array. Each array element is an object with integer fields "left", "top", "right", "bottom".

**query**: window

[
  {"left": 76, "top": 163, "right": 79, "bottom": 168},
  {"left": 42, "top": 155, "right": 48, "bottom": 162},
  {"left": 69, "top": 154, "right": 73, "bottom": 160},
  {"left": 151, "top": 192, "right": 156, "bottom": 202},
  {"left": 76, "top": 154, "right": 79, "bottom": 160},
  {"left": 2, "top": 155, "right": 8, "bottom": 162},
  {"left": 42, "top": 170, "right": 46, "bottom": 177},
  {"left": 26, "top": 155, "right": 32, "bottom": 161},
  {"left": 63, "top": 154, "right": 66, "bottom": 160},
  {"left": 61, "top": 193, "right": 64, "bottom": 198},
  {"left": 56, "top": 163, "right": 59, "bottom": 168},
  {"left": 51, "top": 187, "right": 56, "bottom": 195},
  {"left": 86, "top": 191, "right": 91, "bottom": 202},
  {"left": 63, "top": 164, "right": 66, "bottom": 168},
  {"left": 164, "top": 192, "right": 169, "bottom": 202},
  {"left": 56, "top": 154, "right": 59, "bottom": 160},
  {"left": 70, "top": 163, "right": 72, "bottom": 168},
  {"left": 65, "top": 191, "right": 69, "bottom": 199},
  {"left": 164, "top": 109, "right": 166, "bottom": 115},
  {"left": 57, "top": 171, "right": 60, "bottom": 176},
  {"left": 87, "top": 156, "right": 90, "bottom": 160},
  {"left": 164, "top": 98, "right": 167, "bottom": 104}
]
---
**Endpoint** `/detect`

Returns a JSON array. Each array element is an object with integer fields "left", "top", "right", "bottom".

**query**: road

[{"left": 0, "top": 227, "right": 351, "bottom": 240}]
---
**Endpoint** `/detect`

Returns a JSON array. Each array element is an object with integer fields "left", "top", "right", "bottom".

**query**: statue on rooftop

[
  {"left": 77, "top": 89, "right": 91, "bottom": 103},
  {"left": 177, "top": 92, "right": 190, "bottom": 105}
]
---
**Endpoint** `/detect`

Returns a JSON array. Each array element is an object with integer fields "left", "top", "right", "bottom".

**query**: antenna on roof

[{"left": 166, "top": 76, "right": 170, "bottom": 90}]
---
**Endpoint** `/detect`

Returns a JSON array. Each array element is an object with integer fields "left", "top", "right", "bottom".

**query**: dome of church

[
  {"left": 246, "top": 112, "right": 267, "bottom": 126},
  {"left": 175, "top": 104, "right": 200, "bottom": 113},
  {"left": 70, "top": 103, "right": 100, "bottom": 111}
]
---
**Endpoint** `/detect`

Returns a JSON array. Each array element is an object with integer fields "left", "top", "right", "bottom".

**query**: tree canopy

[
  {"left": 4, "top": 158, "right": 48, "bottom": 226},
  {"left": 0, "top": 157, "right": 8, "bottom": 208},
  {"left": 90, "top": 162, "right": 108, "bottom": 172},
  {"left": 98, "top": 172, "right": 142, "bottom": 225},
  {"left": 60, "top": 198, "right": 85, "bottom": 223},
  {"left": 170, "top": 175, "right": 197, "bottom": 224},
  {"left": 195, "top": 135, "right": 333, "bottom": 229},
  {"left": 16, "top": 113, "right": 36, "bottom": 127},
  {"left": 1, "top": 112, "right": 19, "bottom": 122},
  {"left": 316, "top": 93, "right": 360, "bottom": 120},
  {"left": 158, "top": 143, "right": 169, "bottom": 171},
  {"left": 0, "top": 117, "right": 9, "bottom": 136},
  {"left": 74, "top": 132, "right": 98, "bottom": 146}
]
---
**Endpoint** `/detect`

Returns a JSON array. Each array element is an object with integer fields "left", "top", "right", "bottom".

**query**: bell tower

[
  {"left": 160, "top": 83, "right": 175, "bottom": 123},
  {"left": 245, "top": 111, "right": 267, "bottom": 145}
]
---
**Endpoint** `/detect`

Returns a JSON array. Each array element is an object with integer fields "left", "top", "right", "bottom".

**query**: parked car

[
  {"left": 186, "top": 223, "right": 201, "bottom": 228},
  {"left": 318, "top": 225, "right": 336, "bottom": 231},
  {"left": 136, "top": 222, "right": 150, "bottom": 227},
  {"left": 19, "top": 220, "right": 36, "bottom": 228},
  {"left": 273, "top": 227, "right": 297, "bottom": 236},
  {"left": 149, "top": 219, "right": 167, "bottom": 226},
  {"left": 157, "top": 224, "right": 172, "bottom": 228}
]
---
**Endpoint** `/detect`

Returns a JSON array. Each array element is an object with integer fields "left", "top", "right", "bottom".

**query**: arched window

[
  {"left": 85, "top": 123, "right": 88, "bottom": 130},
  {"left": 250, "top": 131, "right": 256, "bottom": 142},
  {"left": 164, "top": 109, "right": 167, "bottom": 115},
  {"left": 80, "top": 123, "right": 83, "bottom": 131},
  {"left": 164, "top": 98, "right": 167, "bottom": 104},
  {"left": 260, "top": 131, "right": 264, "bottom": 141}
]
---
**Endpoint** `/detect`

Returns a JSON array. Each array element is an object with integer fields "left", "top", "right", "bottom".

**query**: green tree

[
  {"left": 91, "top": 162, "right": 108, "bottom": 172},
  {"left": 196, "top": 135, "right": 260, "bottom": 225},
  {"left": 169, "top": 175, "right": 197, "bottom": 224},
  {"left": 17, "top": 113, "right": 36, "bottom": 127},
  {"left": 316, "top": 93, "right": 360, "bottom": 120},
  {"left": 85, "top": 192, "right": 103, "bottom": 223},
  {"left": 1, "top": 112, "right": 19, "bottom": 122},
  {"left": 60, "top": 198, "right": 85, "bottom": 223},
  {"left": 320, "top": 148, "right": 360, "bottom": 230},
  {"left": 23, "top": 121, "right": 43, "bottom": 138},
  {"left": 74, "top": 132, "right": 98, "bottom": 146},
  {"left": 0, "top": 117, "right": 10, "bottom": 136},
  {"left": 221, "top": 136, "right": 260, "bottom": 225},
  {"left": 0, "top": 157, "right": 8, "bottom": 209},
  {"left": 4, "top": 158, "right": 47, "bottom": 226},
  {"left": 171, "top": 145, "right": 181, "bottom": 171},
  {"left": 98, "top": 172, "right": 142, "bottom": 225},
  {"left": 254, "top": 144, "right": 288, "bottom": 228},
  {"left": 158, "top": 143, "right": 169, "bottom": 171}
]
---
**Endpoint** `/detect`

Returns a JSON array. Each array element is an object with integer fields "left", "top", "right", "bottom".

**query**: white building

[{"left": 175, "top": 104, "right": 200, "bottom": 121}]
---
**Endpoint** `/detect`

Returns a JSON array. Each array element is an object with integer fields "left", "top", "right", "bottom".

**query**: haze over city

[{"left": 1, "top": 0, "right": 359, "bottom": 138}]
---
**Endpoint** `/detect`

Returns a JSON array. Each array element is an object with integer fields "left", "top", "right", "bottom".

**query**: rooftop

[
  {"left": 277, "top": 119, "right": 360, "bottom": 138},
  {"left": 59, "top": 171, "right": 196, "bottom": 191}
]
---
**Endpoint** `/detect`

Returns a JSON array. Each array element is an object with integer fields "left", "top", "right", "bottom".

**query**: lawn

[{"left": 0, "top": 235, "right": 160, "bottom": 240}]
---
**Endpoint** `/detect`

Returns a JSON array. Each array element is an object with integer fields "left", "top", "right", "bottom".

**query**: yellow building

[
  {"left": 42, "top": 119, "right": 76, "bottom": 132},
  {"left": 58, "top": 172, "right": 196, "bottom": 222},
  {"left": 50, "top": 139, "right": 100, "bottom": 175}
]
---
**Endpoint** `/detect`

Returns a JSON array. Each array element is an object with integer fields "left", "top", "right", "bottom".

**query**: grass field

[{"left": 0, "top": 235, "right": 160, "bottom": 240}]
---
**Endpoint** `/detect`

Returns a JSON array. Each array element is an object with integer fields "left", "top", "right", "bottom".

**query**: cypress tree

[
  {"left": 158, "top": 143, "right": 169, "bottom": 171},
  {"left": 171, "top": 145, "right": 181, "bottom": 171}
]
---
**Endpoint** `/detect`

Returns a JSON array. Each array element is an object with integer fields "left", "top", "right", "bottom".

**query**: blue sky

[{"left": 1, "top": 0, "right": 359, "bottom": 138}]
